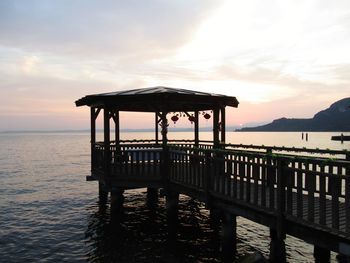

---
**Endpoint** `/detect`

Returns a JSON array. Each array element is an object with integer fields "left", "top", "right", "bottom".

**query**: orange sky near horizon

[{"left": 0, "top": 0, "right": 349, "bottom": 131}]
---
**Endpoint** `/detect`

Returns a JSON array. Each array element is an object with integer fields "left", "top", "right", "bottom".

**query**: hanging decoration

[
  {"left": 203, "top": 113, "right": 211, "bottom": 120},
  {"left": 166, "top": 111, "right": 212, "bottom": 124},
  {"left": 171, "top": 115, "right": 179, "bottom": 124},
  {"left": 188, "top": 115, "right": 196, "bottom": 124}
]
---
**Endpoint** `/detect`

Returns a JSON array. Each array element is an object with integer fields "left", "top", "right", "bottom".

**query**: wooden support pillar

[
  {"left": 221, "top": 212, "right": 237, "bottom": 263},
  {"left": 210, "top": 208, "right": 221, "bottom": 231},
  {"left": 103, "top": 107, "right": 111, "bottom": 178},
  {"left": 213, "top": 107, "right": 220, "bottom": 148},
  {"left": 269, "top": 228, "right": 286, "bottom": 263},
  {"left": 314, "top": 246, "right": 330, "bottom": 263},
  {"left": 270, "top": 159, "right": 287, "bottom": 262},
  {"left": 98, "top": 181, "right": 108, "bottom": 205},
  {"left": 160, "top": 112, "right": 168, "bottom": 146},
  {"left": 155, "top": 112, "right": 159, "bottom": 145},
  {"left": 147, "top": 187, "right": 158, "bottom": 209},
  {"left": 194, "top": 111, "right": 199, "bottom": 147},
  {"left": 166, "top": 191, "right": 179, "bottom": 240},
  {"left": 112, "top": 110, "right": 120, "bottom": 150},
  {"left": 337, "top": 254, "right": 350, "bottom": 263},
  {"left": 90, "top": 107, "right": 100, "bottom": 170},
  {"left": 111, "top": 187, "right": 124, "bottom": 215},
  {"left": 220, "top": 107, "right": 226, "bottom": 144}
]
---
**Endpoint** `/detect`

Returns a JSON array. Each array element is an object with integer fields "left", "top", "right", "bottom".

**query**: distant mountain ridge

[{"left": 239, "top": 97, "right": 350, "bottom": 132}]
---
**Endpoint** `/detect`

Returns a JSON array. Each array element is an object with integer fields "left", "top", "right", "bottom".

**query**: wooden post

[
  {"left": 221, "top": 212, "right": 237, "bottom": 263},
  {"left": 90, "top": 107, "right": 100, "bottom": 171},
  {"left": 155, "top": 112, "right": 159, "bottom": 145},
  {"left": 220, "top": 107, "right": 226, "bottom": 144},
  {"left": 103, "top": 107, "right": 111, "bottom": 179},
  {"left": 160, "top": 112, "right": 168, "bottom": 146},
  {"left": 346, "top": 153, "right": 350, "bottom": 233},
  {"left": 113, "top": 110, "right": 120, "bottom": 150},
  {"left": 147, "top": 187, "right": 158, "bottom": 209},
  {"left": 314, "top": 246, "right": 330, "bottom": 263},
  {"left": 98, "top": 181, "right": 108, "bottom": 205},
  {"left": 269, "top": 228, "right": 286, "bottom": 263},
  {"left": 210, "top": 208, "right": 221, "bottom": 231},
  {"left": 276, "top": 159, "right": 287, "bottom": 239},
  {"left": 90, "top": 107, "right": 96, "bottom": 169},
  {"left": 166, "top": 191, "right": 179, "bottom": 241},
  {"left": 194, "top": 111, "right": 199, "bottom": 147},
  {"left": 270, "top": 158, "right": 287, "bottom": 263},
  {"left": 213, "top": 108, "right": 220, "bottom": 148},
  {"left": 111, "top": 187, "right": 124, "bottom": 216},
  {"left": 204, "top": 151, "right": 212, "bottom": 206}
]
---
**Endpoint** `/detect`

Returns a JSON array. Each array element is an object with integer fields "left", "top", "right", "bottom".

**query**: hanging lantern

[
  {"left": 188, "top": 115, "right": 196, "bottom": 124},
  {"left": 204, "top": 113, "right": 211, "bottom": 120},
  {"left": 171, "top": 115, "right": 179, "bottom": 124}
]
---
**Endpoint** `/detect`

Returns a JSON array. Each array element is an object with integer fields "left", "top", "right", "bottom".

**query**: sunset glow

[{"left": 0, "top": 0, "right": 349, "bottom": 131}]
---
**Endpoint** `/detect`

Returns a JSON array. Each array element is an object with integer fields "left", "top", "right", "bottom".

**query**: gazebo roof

[{"left": 75, "top": 86, "right": 239, "bottom": 112}]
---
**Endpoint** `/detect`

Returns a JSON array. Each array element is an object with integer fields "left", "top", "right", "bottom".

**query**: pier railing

[
  {"left": 92, "top": 140, "right": 350, "bottom": 237},
  {"left": 167, "top": 145, "right": 350, "bottom": 238}
]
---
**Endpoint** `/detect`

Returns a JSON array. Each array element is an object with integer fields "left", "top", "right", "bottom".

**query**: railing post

[
  {"left": 270, "top": 157, "right": 287, "bottom": 262},
  {"left": 204, "top": 151, "right": 212, "bottom": 207},
  {"left": 162, "top": 145, "right": 170, "bottom": 185},
  {"left": 277, "top": 158, "right": 287, "bottom": 237},
  {"left": 346, "top": 153, "right": 350, "bottom": 233}
]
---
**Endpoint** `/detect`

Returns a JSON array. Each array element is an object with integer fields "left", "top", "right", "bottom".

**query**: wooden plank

[
  {"left": 332, "top": 166, "right": 340, "bottom": 229},
  {"left": 307, "top": 164, "right": 315, "bottom": 222},
  {"left": 268, "top": 160, "right": 275, "bottom": 210},
  {"left": 246, "top": 156, "right": 251, "bottom": 203},
  {"left": 286, "top": 162, "right": 293, "bottom": 215},
  {"left": 346, "top": 175, "right": 350, "bottom": 232},
  {"left": 239, "top": 156, "right": 245, "bottom": 200},
  {"left": 319, "top": 165, "right": 326, "bottom": 226},
  {"left": 297, "top": 161, "right": 303, "bottom": 218},
  {"left": 261, "top": 159, "right": 266, "bottom": 208},
  {"left": 253, "top": 158, "right": 259, "bottom": 205}
]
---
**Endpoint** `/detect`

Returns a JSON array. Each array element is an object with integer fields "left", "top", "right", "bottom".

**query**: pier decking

[{"left": 76, "top": 87, "right": 350, "bottom": 262}]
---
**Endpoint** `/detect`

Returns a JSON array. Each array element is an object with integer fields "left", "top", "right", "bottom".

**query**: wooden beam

[{"left": 92, "top": 108, "right": 101, "bottom": 121}]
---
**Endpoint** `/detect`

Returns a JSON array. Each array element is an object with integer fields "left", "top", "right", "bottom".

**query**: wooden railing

[
  {"left": 92, "top": 140, "right": 350, "bottom": 236},
  {"left": 93, "top": 141, "right": 162, "bottom": 180},
  {"left": 167, "top": 145, "right": 350, "bottom": 237}
]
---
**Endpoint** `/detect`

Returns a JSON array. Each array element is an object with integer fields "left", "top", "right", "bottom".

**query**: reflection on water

[
  {"left": 0, "top": 132, "right": 345, "bottom": 262},
  {"left": 85, "top": 191, "right": 222, "bottom": 262}
]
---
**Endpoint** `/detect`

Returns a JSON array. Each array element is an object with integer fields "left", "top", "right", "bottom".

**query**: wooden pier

[{"left": 76, "top": 87, "right": 350, "bottom": 262}]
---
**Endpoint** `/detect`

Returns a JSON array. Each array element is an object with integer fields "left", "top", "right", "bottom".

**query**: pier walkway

[
  {"left": 76, "top": 87, "right": 350, "bottom": 262},
  {"left": 90, "top": 139, "right": 350, "bottom": 262}
]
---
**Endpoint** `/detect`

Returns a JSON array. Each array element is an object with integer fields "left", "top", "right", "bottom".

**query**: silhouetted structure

[{"left": 76, "top": 87, "right": 350, "bottom": 262}]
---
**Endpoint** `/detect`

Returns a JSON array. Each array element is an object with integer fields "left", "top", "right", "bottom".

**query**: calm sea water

[{"left": 0, "top": 132, "right": 349, "bottom": 262}]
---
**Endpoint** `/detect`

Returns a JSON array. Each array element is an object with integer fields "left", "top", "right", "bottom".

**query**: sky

[{"left": 0, "top": 0, "right": 350, "bottom": 131}]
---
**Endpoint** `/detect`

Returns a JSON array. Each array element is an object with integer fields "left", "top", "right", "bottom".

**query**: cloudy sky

[{"left": 0, "top": 0, "right": 349, "bottom": 131}]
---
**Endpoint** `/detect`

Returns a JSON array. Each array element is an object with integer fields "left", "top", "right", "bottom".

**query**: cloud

[{"left": 0, "top": 0, "right": 216, "bottom": 59}]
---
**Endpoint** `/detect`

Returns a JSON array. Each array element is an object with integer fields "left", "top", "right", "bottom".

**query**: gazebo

[{"left": 75, "top": 86, "right": 238, "bottom": 190}]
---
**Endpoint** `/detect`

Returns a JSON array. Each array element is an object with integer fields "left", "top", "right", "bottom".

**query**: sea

[{"left": 0, "top": 131, "right": 349, "bottom": 262}]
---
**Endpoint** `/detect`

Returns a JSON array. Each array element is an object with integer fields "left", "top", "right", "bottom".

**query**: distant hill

[{"left": 238, "top": 98, "right": 350, "bottom": 132}]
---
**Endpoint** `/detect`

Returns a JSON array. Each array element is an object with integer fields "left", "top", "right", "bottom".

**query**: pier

[{"left": 76, "top": 87, "right": 350, "bottom": 262}]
